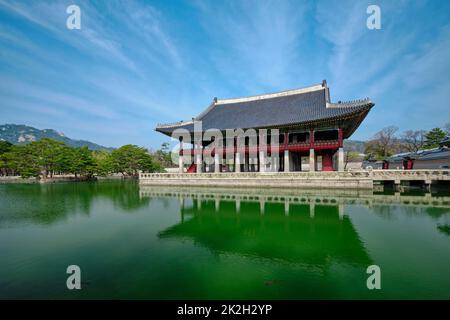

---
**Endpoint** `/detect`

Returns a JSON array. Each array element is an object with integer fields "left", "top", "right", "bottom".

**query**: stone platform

[
  {"left": 139, "top": 169, "right": 450, "bottom": 190},
  {"left": 139, "top": 171, "right": 373, "bottom": 189}
]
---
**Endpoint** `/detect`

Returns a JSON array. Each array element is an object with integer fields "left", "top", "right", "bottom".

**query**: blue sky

[{"left": 0, "top": 0, "right": 449, "bottom": 149}]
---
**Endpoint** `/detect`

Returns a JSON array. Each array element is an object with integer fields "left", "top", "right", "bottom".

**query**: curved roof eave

[{"left": 155, "top": 102, "right": 374, "bottom": 139}]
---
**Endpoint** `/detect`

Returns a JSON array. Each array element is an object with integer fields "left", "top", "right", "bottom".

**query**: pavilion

[{"left": 156, "top": 80, "right": 374, "bottom": 173}]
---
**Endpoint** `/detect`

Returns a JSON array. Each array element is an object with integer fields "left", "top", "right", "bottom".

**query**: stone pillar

[
  {"left": 215, "top": 198, "right": 220, "bottom": 212},
  {"left": 244, "top": 154, "right": 249, "bottom": 172},
  {"left": 260, "top": 198, "right": 265, "bottom": 215},
  {"left": 309, "top": 202, "right": 315, "bottom": 218},
  {"left": 196, "top": 144, "right": 203, "bottom": 173},
  {"left": 178, "top": 153, "right": 184, "bottom": 173},
  {"left": 339, "top": 203, "right": 344, "bottom": 220},
  {"left": 425, "top": 180, "right": 432, "bottom": 192},
  {"left": 284, "top": 150, "right": 290, "bottom": 172},
  {"left": 214, "top": 153, "right": 220, "bottom": 173},
  {"left": 179, "top": 197, "right": 185, "bottom": 209},
  {"left": 338, "top": 147, "right": 344, "bottom": 172},
  {"left": 259, "top": 151, "right": 265, "bottom": 172},
  {"left": 248, "top": 156, "right": 254, "bottom": 172},
  {"left": 309, "top": 149, "right": 315, "bottom": 172},
  {"left": 272, "top": 154, "right": 279, "bottom": 172},
  {"left": 251, "top": 156, "right": 257, "bottom": 172},
  {"left": 235, "top": 152, "right": 241, "bottom": 172}
]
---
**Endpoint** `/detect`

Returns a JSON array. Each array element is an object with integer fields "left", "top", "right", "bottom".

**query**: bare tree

[
  {"left": 365, "top": 126, "right": 399, "bottom": 159},
  {"left": 374, "top": 126, "right": 399, "bottom": 156},
  {"left": 401, "top": 130, "right": 426, "bottom": 152}
]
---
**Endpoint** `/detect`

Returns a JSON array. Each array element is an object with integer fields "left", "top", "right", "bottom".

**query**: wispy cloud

[
  {"left": 0, "top": 0, "right": 60, "bottom": 33},
  {"left": 313, "top": 0, "right": 450, "bottom": 137},
  {"left": 0, "top": 77, "right": 120, "bottom": 119},
  {"left": 315, "top": 1, "right": 367, "bottom": 86},
  {"left": 0, "top": 0, "right": 182, "bottom": 75},
  {"left": 192, "top": 0, "right": 309, "bottom": 93},
  {"left": 0, "top": 0, "right": 190, "bottom": 147},
  {"left": 314, "top": 0, "right": 411, "bottom": 97},
  {"left": 1, "top": 0, "right": 449, "bottom": 146}
]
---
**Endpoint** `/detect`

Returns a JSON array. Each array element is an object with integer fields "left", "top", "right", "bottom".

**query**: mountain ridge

[
  {"left": 0, "top": 124, "right": 114, "bottom": 151},
  {"left": 0, "top": 124, "right": 367, "bottom": 153}
]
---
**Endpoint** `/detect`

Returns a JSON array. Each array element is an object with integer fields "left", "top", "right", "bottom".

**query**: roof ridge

[
  {"left": 326, "top": 98, "right": 372, "bottom": 108},
  {"left": 195, "top": 100, "right": 216, "bottom": 121},
  {"left": 157, "top": 120, "right": 194, "bottom": 128},
  {"left": 215, "top": 83, "right": 324, "bottom": 105}
]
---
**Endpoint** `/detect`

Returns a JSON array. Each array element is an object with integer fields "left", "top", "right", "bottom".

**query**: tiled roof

[
  {"left": 156, "top": 82, "right": 374, "bottom": 138},
  {"left": 440, "top": 135, "right": 450, "bottom": 146},
  {"left": 390, "top": 147, "right": 450, "bottom": 161},
  {"left": 417, "top": 148, "right": 450, "bottom": 160}
]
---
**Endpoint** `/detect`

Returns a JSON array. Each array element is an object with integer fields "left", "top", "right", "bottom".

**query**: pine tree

[{"left": 424, "top": 128, "right": 446, "bottom": 149}]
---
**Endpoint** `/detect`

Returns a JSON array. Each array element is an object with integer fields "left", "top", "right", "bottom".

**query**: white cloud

[{"left": 0, "top": 77, "right": 120, "bottom": 119}]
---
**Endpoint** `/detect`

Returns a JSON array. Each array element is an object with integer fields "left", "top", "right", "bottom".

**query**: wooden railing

[{"left": 181, "top": 139, "right": 341, "bottom": 155}]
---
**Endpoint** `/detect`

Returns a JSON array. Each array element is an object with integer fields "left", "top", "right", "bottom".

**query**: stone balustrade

[
  {"left": 371, "top": 169, "right": 450, "bottom": 184},
  {"left": 139, "top": 169, "right": 450, "bottom": 190},
  {"left": 139, "top": 170, "right": 373, "bottom": 189}
]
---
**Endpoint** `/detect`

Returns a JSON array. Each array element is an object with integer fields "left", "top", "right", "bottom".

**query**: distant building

[
  {"left": 386, "top": 135, "right": 450, "bottom": 169},
  {"left": 441, "top": 135, "right": 450, "bottom": 148},
  {"left": 156, "top": 81, "right": 374, "bottom": 173},
  {"left": 361, "top": 159, "right": 384, "bottom": 170}
]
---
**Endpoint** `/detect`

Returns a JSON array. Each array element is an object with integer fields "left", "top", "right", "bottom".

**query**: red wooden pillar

[
  {"left": 309, "top": 128, "right": 316, "bottom": 172},
  {"left": 338, "top": 128, "right": 343, "bottom": 148},
  {"left": 322, "top": 150, "right": 333, "bottom": 171},
  {"left": 404, "top": 159, "right": 413, "bottom": 170},
  {"left": 235, "top": 141, "right": 239, "bottom": 172}
]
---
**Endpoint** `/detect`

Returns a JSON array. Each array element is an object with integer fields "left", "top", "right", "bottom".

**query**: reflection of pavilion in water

[
  {"left": 155, "top": 187, "right": 374, "bottom": 269},
  {"left": 146, "top": 186, "right": 450, "bottom": 268},
  {"left": 140, "top": 186, "right": 450, "bottom": 209}
]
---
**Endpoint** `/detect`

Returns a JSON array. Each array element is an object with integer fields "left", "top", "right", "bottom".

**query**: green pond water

[{"left": 0, "top": 180, "right": 449, "bottom": 299}]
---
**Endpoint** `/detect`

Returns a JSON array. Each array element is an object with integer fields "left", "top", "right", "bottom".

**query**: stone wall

[
  {"left": 139, "top": 171, "right": 373, "bottom": 189},
  {"left": 139, "top": 169, "right": 450, "bottom": 190},
  {"left": 0, "top": 176, "right": 37, "bottom": 183}
]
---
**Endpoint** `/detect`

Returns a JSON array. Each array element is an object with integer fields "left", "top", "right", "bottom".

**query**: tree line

[
  {"left": 0, "top": 138, "right": 167, "bottom": 178},
  {"left": 364, "top": 123, "right": 449, "bottom": 160}
]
